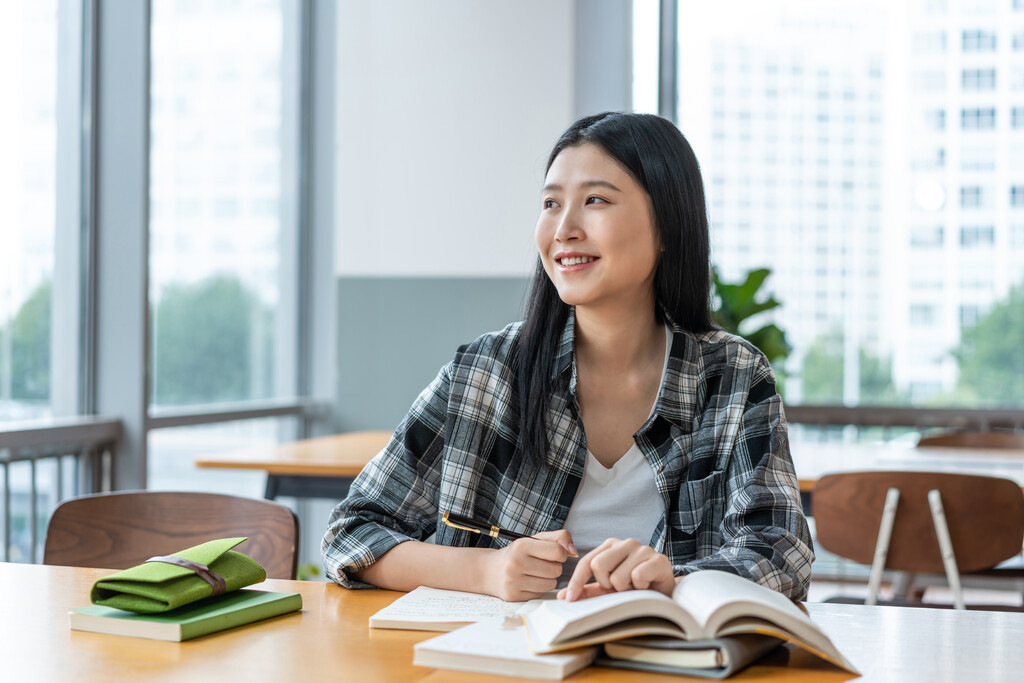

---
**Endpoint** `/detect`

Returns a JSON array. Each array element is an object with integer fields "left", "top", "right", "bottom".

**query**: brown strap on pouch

[{"left": 146, "top": 555, "right": 228, "bottom": 596}]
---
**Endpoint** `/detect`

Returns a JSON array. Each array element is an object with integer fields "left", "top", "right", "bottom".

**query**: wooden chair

[
  {"left": 814, "top": 471, "right": 1024, "bottom": 610},
  {"left": 43, "top": 491, "right": 299, "bottom": 579},
  {"left": 917, "top": 430, "right": 1024, "bottom": 450}
]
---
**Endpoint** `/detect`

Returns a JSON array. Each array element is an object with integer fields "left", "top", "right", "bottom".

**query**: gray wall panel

[{"left": 336, "top": 276, "right": 531, "bottom": 432}]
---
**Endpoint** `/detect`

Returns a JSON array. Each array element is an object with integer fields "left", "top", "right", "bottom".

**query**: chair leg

[
  {"left": 866, "top": 487, "right": 900, "bottom": 606},
  {"left": 928, "top": 489, "right": 965, "bottom": 610}
]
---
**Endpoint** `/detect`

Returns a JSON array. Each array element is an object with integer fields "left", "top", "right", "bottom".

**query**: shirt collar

[
  {"left": 550, "top": 307, "right": 577, "bottom": 381},
  {"left": 656, "top": 311, "right": 702, "bottom": 433},
  {"left": 549, "top": 306, "right": 703, "bottom": 433}
]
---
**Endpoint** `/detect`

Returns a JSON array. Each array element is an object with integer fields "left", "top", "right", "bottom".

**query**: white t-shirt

[{"left": 562, "top": 325, "right": 672, "bottom": 561}]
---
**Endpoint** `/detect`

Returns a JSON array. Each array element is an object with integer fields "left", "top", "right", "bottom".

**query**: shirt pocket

[{"left": 666, "top": 470, "right": 724, "bottom": 557}]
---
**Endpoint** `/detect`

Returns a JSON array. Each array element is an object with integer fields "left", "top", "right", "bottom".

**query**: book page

[
  {"left": 524, "top": 590, "right": 693, "bottom": 651},
  {"left": 672, "top": 570, "right": 813, "bottom": 635},
  {"left": 671, "top": 571, "right": 857, "bottom": 673},
  {"left": 369, "top": 586, "right": 527, "bottom": 627}
]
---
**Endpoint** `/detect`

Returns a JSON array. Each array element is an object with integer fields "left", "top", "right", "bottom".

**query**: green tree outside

[
  {"left": 800, "top": 326, "right": 905, "bottom": 405},
  {"left": 948, "top": 284, "right": 1024, "bottom": 406},
  {"left": 9, "top": 279, "right": 52, "bottom": 402},
  {"left": 150, "top": 275, "right": 273, "bottom": 406}
]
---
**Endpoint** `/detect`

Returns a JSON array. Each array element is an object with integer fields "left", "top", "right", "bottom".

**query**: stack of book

[
  {"left": 71, "top": 589, "right": 302, "bottom": 642},
  {"left": 376, "top": 570, "right": 858, "bottom": 679}
]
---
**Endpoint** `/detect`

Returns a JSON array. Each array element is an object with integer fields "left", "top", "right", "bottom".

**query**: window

[
  {"left": 1014, "top": 107, "right": 1024, "bottom": 129},
  {"left": 913, "top": 31, "right": 946, "bottom": 53},
  {"left": 962, "top": 30, "right": 996, "bottom": 52},
  {"left": 924, "top": 108, "right": 945, "bottom": 130},
  {"left": 911, "top": 226, "right": 944, "bottom": 247},
  {"left": 1012, "top": 224, "right": 1024, "bottom": 246},
  {"left": 960, "top": 225, "right": 995, "bottom": 247},
  {"left": 960, "top": 186, "right": 991, "bottom": 209},
  {"left": 1014, "top": 31, "right": 1024, "bottom": 50},
  {"left": 961, "top": 144, "right": 996, "bottom": 170},
  {"left": 663, "top": 0, "right": 1024, "bottom": 410},
  {"left": 150, "top": 0, "right": 288, "bottom": 412},
  {"left": 1012, "top": 186, "right": 1024, "bottom": 207},
  {"left": 0, "top": 0, "right": 335, "bottom": 569},
  {"left": 912, "top": 146, "right": 946, "bottom": 169},
  {"left": 910, "top": 304, "right": 937, "bottom": 325},
  {"left": 914, "top": 70, "right": 946, "bottom": 91},
  {"left": 147, "top": 0, "right": 304, "bottom": 492},
  {"left": 0, "top": 1, "right": 65, "bottom": 423},
  {"left": 961, "top": 108, "right": 996, "bottom": 130},
  {"left": 964, "top": 0, "right": 999, "bottom": 12},
  {"left": 961, "top": 69, "right": 995, "bottom": 91},
  {"left": 960, "top": 304, "right": 981, "bottom": 328},
  {"left": 631, "top": 0, "right": 659, "bottom": 115}
]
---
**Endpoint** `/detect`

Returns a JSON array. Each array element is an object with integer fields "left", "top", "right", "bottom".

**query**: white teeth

[{"left": 559, "top": 256, "right": 595, "bottom": 266}]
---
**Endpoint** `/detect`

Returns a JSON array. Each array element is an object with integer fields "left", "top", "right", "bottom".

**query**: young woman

[{"left": 322, "top": 112, "right": 813, "bottom": 602}]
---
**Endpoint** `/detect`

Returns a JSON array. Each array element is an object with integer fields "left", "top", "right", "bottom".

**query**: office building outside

[{"left": 678, "top": 0, "right": 1024, "bottom": 406}]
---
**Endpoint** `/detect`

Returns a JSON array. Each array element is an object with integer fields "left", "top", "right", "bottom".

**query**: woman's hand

[
  {"left": 483, "top": 530, "right": 577, "bottom": 602},
  {"left": 558, "top": 537, "right": 676, "bottom": 601}
]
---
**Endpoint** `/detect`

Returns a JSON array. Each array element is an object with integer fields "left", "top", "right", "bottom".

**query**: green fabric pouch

[{"left": 90, "top": 537, "right": 267, "bottom": 614}]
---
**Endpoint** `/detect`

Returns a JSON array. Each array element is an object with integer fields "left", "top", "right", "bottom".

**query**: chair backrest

[
  {"left": 917, "top": 430, "right": 1024, "bottom": 450},
  {"left": 814, "top": 471, "right": 1024, "bottom": 574},
  {"left": 43, "top": 491, "right": 299, "bottom": 579}
]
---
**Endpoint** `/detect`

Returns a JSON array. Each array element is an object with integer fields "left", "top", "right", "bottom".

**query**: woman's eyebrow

[{"left": 542, "top": 179, "right": 622, "bottom": 193}]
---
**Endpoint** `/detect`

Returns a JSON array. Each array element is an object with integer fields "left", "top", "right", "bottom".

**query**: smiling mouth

[{"left": 557, "top": 256, "right": 598, "bottom": 267}]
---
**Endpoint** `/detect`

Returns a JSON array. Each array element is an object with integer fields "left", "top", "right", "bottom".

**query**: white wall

[{"left": 335, "top": 0, "right": 576, "bottom": 278}]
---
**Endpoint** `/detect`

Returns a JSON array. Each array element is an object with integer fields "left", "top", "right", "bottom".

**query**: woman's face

[{"left": 535, "top": 142, "right": 660, "bottom": 313}]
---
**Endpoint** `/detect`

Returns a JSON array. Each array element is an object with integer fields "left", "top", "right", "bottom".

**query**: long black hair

[{"left": 517, "top": 112, "right": 714, "bottom": 464}]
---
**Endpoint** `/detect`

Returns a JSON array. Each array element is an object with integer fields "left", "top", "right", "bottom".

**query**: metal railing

[{"left": 0, "top": 416, "right": 121, "bottom": 562}]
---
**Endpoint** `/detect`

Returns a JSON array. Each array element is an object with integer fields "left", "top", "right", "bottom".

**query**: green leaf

[
  {"left": 711, "top": 267, "right": 791, "bottom": 366},
  {"left": 744, "top": 323, "right": 792, "bottom": 364}
]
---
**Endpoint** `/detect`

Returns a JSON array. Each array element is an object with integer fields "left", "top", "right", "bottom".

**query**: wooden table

[
  {"left": 8, "top": 562, "right": 1024, "bottom": 682},
  {"left": 195, "top": 431, "right": 391, "bottom": 500}
]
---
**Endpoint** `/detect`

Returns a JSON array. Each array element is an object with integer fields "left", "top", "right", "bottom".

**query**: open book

[
  {"left": 369, "top": 586, "right": 530, "bottom": 631},
  {"left": 523, "top": 570, "right": 858, "bottom": 674}
]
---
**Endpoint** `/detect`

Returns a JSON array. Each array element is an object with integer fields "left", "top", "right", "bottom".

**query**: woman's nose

[{"left": 553, "top": 206, "right": 583, "bottom": 242}]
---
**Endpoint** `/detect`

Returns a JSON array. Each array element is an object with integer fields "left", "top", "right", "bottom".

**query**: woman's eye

[
  {"left": 586, "top": 196, "right": 607, "bottom": 205},
  {"left": 543, "top": 199, "right": 559, "bottom": 209}
]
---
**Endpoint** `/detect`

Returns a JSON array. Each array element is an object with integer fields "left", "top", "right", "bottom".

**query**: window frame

[{"left": 79, "top": 0, "right": 335, "bottom": 489}]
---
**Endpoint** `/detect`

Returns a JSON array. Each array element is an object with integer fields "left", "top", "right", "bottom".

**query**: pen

[{"left": 441, "top": 511, "right": 578, "bottom": 557}]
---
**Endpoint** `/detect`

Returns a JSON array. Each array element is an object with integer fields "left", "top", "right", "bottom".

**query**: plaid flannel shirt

[{"left": 322, "top": 310, "right": 814, "bottom": 599}]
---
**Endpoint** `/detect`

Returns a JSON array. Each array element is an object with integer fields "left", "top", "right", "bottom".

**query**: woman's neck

[{"left": 574, "top": 302, "right": 664, "bottom": 375}]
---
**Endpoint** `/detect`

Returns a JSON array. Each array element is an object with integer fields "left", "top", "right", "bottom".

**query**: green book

[{"left": 69, "top": 589, "right": 302, "bottom": 642}]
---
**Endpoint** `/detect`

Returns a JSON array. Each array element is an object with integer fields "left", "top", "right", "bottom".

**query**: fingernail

[
  {"left": 568, "top": 543, "right": 579, "bottom": 557},
  {"left": 565, "top": 587, "right": 576, "bottom": 601}
]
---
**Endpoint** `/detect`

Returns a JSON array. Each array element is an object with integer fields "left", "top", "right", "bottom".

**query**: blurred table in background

[
  {"left": 195, "top": 430, "right": 391, "bottom": 500},
  {"left": 195, "top": 431, "right": 1024, "bottom": 504},
  {"left": 791, "top": 442, "right": 1024, "bottom": 493}
]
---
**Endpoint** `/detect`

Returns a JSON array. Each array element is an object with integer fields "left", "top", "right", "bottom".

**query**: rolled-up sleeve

[
  {"left": 678, "top": 359, "right": 814, "bottom": 600},
  {"left": 321, "top": 363, "right": 452, "bottom": 588}
]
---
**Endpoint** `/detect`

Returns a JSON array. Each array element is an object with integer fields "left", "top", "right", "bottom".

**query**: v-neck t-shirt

[{"left": 561, "top": 325, "right": 673, "bottom": 559}]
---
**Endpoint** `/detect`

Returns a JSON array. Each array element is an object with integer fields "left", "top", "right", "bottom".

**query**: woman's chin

[{"left": 553, "top": 291, "right": 593, "bottom": 307}]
